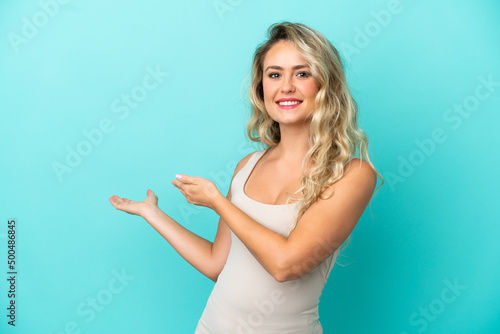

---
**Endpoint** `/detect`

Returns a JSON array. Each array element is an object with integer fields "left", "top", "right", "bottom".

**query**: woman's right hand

[{"left": 109, "top": 189, "right": 158, "bottom": 217}]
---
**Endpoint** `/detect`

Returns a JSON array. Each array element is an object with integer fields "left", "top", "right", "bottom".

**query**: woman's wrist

[
  {"left": 142, "top": 204, "right": 161, "bottom": 223},
  {"left": 210, "top": 192, "right": 227, "bottom": 216}
]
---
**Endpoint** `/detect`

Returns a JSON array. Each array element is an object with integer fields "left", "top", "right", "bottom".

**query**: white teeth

[{"left": 278, "top": 101, "right": 302, "bottom": 105}]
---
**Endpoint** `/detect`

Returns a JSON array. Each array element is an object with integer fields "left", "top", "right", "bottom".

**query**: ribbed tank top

[{"left": 195, "top": 149, "right": 339, "bottom": 334}]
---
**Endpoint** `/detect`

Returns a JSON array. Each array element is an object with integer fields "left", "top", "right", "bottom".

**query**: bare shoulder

[
  {"left": 233, "top": 150, "right": 260, "bottom": 175},
  {"left": 345, "top": 158, "right": 377, "bottom": 178},
  {"left": 338, "top": 158, "right": 377, "bottom": 192},
  {"left": 322, "top": 158, "right": 377, "bottom": 198}
]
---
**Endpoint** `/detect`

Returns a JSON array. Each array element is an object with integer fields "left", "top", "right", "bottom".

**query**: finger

[
  {"left": 173, "top": 181, "right": 191, "bottom": 196},
  {"left": 170, "top": 182, "right": 194, "bottom": 204},
  {"left": 176, "top": 186, "right": 189, "bottom": 200},
  {"left": 175, "top": 174, "right": 195, "bottom": 184},
  {"left": 109, "top": 195, "right": 133, "bottom": 209},
  {"left": 146, "top": 189, "right": 158, "bottom": 203},
  {"left": 171, "top": 180, "right": 185, "bottom": 189},
  {"left": 109, "top": 195, "right": 123, "bottom": 205},
  {"left": 109, "top": 196, "right": 125, "bottom": 209}
]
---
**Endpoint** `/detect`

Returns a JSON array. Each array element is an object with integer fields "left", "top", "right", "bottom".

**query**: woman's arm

[
  {"left": 109, "top": 155, "right": 253, "bottom": 282},
  {"left": 214, "top": 158, "right": 377, "bottom": 282},
  {"left": 142, "top": 194, "right": 231, "bottom": 282},
  {"left": 173, "top": 158, "right": 377, "bottom": 282}
]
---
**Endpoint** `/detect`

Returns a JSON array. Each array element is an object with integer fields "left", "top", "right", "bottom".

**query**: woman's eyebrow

[{"left": 265, "top": 65, "right": 310, "bottom": 72}]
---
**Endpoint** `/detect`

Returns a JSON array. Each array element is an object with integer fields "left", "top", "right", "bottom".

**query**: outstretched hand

[
  {"left": 171, "top": 174, "right": 222, "bottom": 210},
  {"left": 109, "top": 189, "right": 158, "bottom": 217}
]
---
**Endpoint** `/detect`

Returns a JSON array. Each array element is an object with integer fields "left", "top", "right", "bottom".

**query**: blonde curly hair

[{"left": 245, "top": 21, "right": 384, "bottom": 263}]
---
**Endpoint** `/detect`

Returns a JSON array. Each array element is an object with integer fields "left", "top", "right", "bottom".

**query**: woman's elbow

[
  {"left": 271, "top": 261, "right": 306, "bottom": 283},
  {"left": 272, "top": 271, "right": 288, "bottom": 283}
]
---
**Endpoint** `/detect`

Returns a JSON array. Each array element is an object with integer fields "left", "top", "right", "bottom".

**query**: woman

[{"left": 109, "top": 21, "right": 383, "bottom": 333}]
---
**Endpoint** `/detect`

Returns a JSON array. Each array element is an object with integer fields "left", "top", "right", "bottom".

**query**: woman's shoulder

[
  {"left": 342, "top": 158, "right": 378, "bottom": 188},
  {"left": 232, "top": 149, "right": 263, "bottom": 176},
  {"left": 239, "top": 150, "right": 259, "bottom": 164},
  {"left": 319, "top": 158, "right": 377, "bottom": 200}
]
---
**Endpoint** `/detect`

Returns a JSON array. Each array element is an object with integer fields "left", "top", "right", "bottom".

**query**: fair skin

[{"left": 109, "top": 40, "right": 377, "bottom": 283}]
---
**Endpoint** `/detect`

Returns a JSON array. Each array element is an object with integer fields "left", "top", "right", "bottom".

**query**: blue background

[{"left": 1, "top": 0, "right": 499, "bottom": 333}]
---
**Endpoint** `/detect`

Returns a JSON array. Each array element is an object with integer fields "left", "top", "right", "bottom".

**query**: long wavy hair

[{"left": 245, "top": 21, "right": 384, "bottom": 264}]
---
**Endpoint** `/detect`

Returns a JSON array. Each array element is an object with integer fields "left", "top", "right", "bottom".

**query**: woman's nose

[{"left": 280, "top": 75, "right": 295, "bottom": 93}]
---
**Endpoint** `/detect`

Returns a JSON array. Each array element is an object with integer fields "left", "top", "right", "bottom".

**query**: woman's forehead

[{"left": 263, "top": 41, "right": 308, "bottom": 68}]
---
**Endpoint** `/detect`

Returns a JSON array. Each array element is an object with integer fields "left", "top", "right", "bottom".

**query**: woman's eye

[{"left": 267, "top": 72, "right": 311, "bottom": 78}]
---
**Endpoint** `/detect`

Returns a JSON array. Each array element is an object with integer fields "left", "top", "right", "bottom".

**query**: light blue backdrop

[{"left": 1, "top": 0, "right": 499, "bottom": 333}]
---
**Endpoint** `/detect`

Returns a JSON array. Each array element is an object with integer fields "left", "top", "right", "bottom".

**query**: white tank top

[{"left": 195, "top": 149, "right": 339, "bottom": 334}]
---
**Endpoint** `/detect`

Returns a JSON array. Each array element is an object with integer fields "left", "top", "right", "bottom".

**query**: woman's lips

[{"left": 276, "top": 101, "right": 303, "bottom": 109}]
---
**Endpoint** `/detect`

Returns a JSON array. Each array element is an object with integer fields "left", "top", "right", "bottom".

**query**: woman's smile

[{"left": 276, "top": 98, "right": 303, "bottom": 109}]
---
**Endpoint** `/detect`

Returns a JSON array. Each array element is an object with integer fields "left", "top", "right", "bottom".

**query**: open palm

[{"left": 109, "top": 189, "right": 158, "bottom": 217}]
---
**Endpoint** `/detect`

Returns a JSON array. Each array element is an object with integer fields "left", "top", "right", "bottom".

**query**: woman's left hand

[{"left": 171, "top": 174, "right": 222, "bottom": 210}]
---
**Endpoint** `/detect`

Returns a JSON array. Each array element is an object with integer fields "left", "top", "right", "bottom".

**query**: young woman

[{"left": 109, "top": 21, "right": 383, "bottom": 333}]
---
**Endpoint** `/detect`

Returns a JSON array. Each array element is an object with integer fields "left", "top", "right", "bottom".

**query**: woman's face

[{"left": 262, "top": 40, "right": 319, "bottom": 126}]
